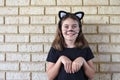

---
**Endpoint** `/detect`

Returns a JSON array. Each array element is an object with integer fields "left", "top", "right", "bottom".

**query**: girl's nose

[{"left": 68, "top": 26, "right": 73, "bottom": 30}]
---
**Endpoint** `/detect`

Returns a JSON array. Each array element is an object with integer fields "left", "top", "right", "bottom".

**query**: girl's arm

[
  {"left": 46, "top": 56, "right": 72, "bottom": 80},
  {"left": 46, "top": 57, "right": 62, "bottom": 80},
  {"left": 72, "top": 57, "right": 95, "bottom": 80},
  {"left": 83, "top": 59, "right": 95, "bottom": 80}
]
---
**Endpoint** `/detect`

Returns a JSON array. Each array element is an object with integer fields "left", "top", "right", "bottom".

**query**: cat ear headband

[{"left": 58, "top": 11, "right": 84, "bottom": 20}]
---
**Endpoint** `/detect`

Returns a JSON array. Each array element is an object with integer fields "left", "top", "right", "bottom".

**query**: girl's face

[{"left": 61, "top": 18, "right": 80, "bottom": 42}]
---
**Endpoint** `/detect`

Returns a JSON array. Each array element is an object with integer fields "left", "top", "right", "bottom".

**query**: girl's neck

[{"left": 65, "top": 40, "right": 75, "bottom": 48}]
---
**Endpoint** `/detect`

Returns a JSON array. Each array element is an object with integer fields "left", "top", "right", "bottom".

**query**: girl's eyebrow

[{"left": 63, "top": 24, "right": 78, "bottom": 25}]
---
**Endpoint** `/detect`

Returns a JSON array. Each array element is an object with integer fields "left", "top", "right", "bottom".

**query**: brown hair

[{"left": 52, "top": 12, "right": 88, "bottom": 51}]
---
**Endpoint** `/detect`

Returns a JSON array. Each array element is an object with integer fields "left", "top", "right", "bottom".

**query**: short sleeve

[
  {"left": 46, "top": 47, "right": 59, "bottom": 63},
  {"left": 85, "top": 47, "right": 94, "bottom": 61}
]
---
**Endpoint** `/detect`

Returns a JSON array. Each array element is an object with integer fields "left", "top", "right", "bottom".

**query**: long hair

[{"left": 52, "top": 12, "right": 88, "bottom": 51}]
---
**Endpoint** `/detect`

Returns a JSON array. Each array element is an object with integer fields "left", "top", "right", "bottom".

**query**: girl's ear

[
  {"left": 74, "top": 12, "right": 84, "bottom": 20},
  {"left": 59, "top": 11, "right": 67, "bottom": 19}
]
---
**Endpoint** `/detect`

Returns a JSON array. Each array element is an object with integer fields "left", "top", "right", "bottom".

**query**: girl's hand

[
  {"left": 72, "top": 57, "right": 84, "bottom": 73},
  {"left": 59, "top": 56, "right": 72, "bottom": 73}
]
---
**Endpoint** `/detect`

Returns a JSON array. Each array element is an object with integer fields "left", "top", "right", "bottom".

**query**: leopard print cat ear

[
  {"left": 58, "top": 11, "right": 67, "bottom": 19},
  {"left": 74, "top": 12, "right": 84, "bottom": 20}
]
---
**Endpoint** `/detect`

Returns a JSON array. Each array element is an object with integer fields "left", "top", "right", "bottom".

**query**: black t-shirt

[{"left": 46, "top": 47, "right": 94, "bottom": 80}]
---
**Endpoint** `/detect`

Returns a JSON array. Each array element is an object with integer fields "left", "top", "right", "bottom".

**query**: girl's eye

[
  {"left": 72, "top": 25, "right": 77, "bottom": 28},
  {"left": 64, "top": 26, "right": 69, "bottom": 29}
]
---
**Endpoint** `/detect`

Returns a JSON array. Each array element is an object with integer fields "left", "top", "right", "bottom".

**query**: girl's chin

[{"left": 65, "top": 38, "right": 76, "bottom": 41}]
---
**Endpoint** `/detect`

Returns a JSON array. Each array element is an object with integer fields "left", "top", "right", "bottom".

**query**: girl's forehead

[{"left": 62, "top": 18, "right": 79, "bottom": 24}]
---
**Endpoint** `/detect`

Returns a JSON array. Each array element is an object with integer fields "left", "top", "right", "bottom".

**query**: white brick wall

[
  {"left": 83, "top": 16, "right": 109, "bottom": 24},
  {"left": 5, "top": 34, "right": 29, "bottom": 42},
  {"left": 6, "top": 0, "right": 29, "bottom": 6},
  {"left": 6, "top": 72, "right": 30, "bottom": 80},
  {"left": 0, "top": 7, "right": 18, "bottom": 15},
  {"left": 0, "top": 0, "right": 120, "bottom": 80},
  {"left": 20, "top": 7, "right": 44, "bottom": 15},
  {"left": 31, "top": 16, "right": 55, "bottom": 24},
  {"left": 0, "top": 72, "right": 5, "bottom": 80},
  {"left": 83, "top": 0, "right": 109, "bottom": 5},
  {"left": 110, "top": 0, "right": 120, "bottom": 5},
  {"left": 19, "top": 25, "right": 43, "bottom": 33},
  {"left": 0, "top": 25, "right": 17, "bottom": 33},
  {"left": 0, "top": 62, "right": 19, "bottom": 71},
  {"left": 20, "top": 62, "right": 45, "bottom": 71},
  {"left": 0, "top": 0, "right": 4, "bottom": 6},
  {"left": 0, "top": 17, "right": 3, "bottom": 24},
  {"left": 6, "top": 53, "right": 30, "bottom": 61},
  {"left": 57, "top": 0, "right": 82, "bottom": 5},
  {"left": 0, "top": 53, "right": 5, "bottom": 61},
  {"left": 19, "top": 44, "right": 43, "bottom": 52},
  {"left": 0, "top": 44, "right": 17, "bottom": 52},
  {"left": 5, "top": 16, "right": 29, "bottom": 24},
  {"left": 32, "top": 72, "right": 48, "bottom": 80},
  {"left": 31, "top": 0, "right": 55, "bottom": 5}
]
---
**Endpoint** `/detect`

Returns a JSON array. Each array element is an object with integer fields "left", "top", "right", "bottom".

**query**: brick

[
  {"left": 32, "top": 72, "right": 48, "bottom": 80},
  {"left": 31, "top": 0, "right": 55, "bottom": 5},
  {"left": 20, "top": 7, "right": 44, "bottom": 15},
  {"left": 112, "top": 73, "right": 120, "bottom": 80},
  {"left": 44, "top": 44, "right": 51, "bottom": 53},
  {"left": 98, "top": 25, "right": 120, "bottom": 33},
  {"left": 100, "top": 64, "right": 120, "bottom": 72},
  {"left": 19, "top": 44, "right": 43, "bottom": 52},
  {"left": 5, "top": 34, "right": 29, "bottom": 42},
  {"left": 57, "top": 0, "right": 82, "bottom": 5},
  {"left": 0, "top": 16, "right": 3, "bottom": 24},
  {"left": 89, "top": 44, "right": 97, "bottom": 52},
  {"left": 0, "top": 44, "right": 17, "bottom": 52},
  {"left": 46, "top": 7, "right": 70, "bottom": 14},
  {"left": 0, "top": 62, "right": 19, "bottom": 71},
  {"left": 99, "top": 73, "right": 111, "bottom": 80},
  {"left": 94, "top": 73, "right": 111, "bottom": 80},
  {"left": 5, "top": 16, "right": 29, "bottom": 24},
  {"left": 31, "top": 35, "right": 55, "bottom": 43},
  {"left": 110, "top": 16, "right": 120, "bottom": 24},
  {"left": 98, "top": 6, "right": 120, "bottom": 14},
  {"left": 0, "top": 7, "right": 18, "bottom": 15},
  {"left": 83, "top": 0, "right": 108, "bottom": 5},
  {"left": 6, "top": 53, "right": 30, "bottom": 61},
  {"left": 0, "top": 25, "right": 17, "bottom": 33},
  {"left": 94, "top": 64, "right": 99, "bottom": 72},
  {"left": 0, "top": 53, "right": 5, "bottom": 61},
  {"left": 31, "top": 16, "right": 55, "bottom": 24},
  {"left": 83, "top": 16, "right": 109, "bottom": 24},
  {"left": 0, "top": 0, "right": 4, "bottom": 6},
  {"left": 0, "top": 72, "right": 5, "bottom": 80},
  {"left": 6, "top": 72, "right": 30, "bottom": 80},
  {"left": 0, "top": 35, "right": 3, "bottom": 42},
  {"left": 83, "top": 25, "right": 97, "bottom": 33},
  {"left": 20, "top": 62, "right": 45, "bottom": 71},
  {"left": 94, "top": 54, "right": 110, "bottom": 62},
  {"left": 111, "top": 35, "right": 120, "bottom": 43},
  {"left": 72, "top": 7, "right": 97, "bottom": 14},
  {"left": 98, "top": 44, "right": 120, "bottom": 53},
  {"left": 32, "top": 53, "right": 47, "bottom": 61},
  {"left": 85, "top": 35, "right": 109, "bottom": 43},
  {"left": 93, "top": 73, "right": 99, "bottom": 80},
  {"left": 110, "top": 0, "right": 120, "bottom": 5},
  {"left": 44, "top": 25, "right": 57, "bottom": 33},
  {"left": 6, "top": 0, "right": 29, "bottom": 6},
  {"left": 112, "top": 54, "right": 120, "bottom": 62},
  {"left": 19, "top": 25, "right": 43, "bottom": 33}
]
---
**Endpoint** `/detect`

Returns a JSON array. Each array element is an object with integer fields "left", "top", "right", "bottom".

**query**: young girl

[{"left": 46, "top": 11, "right": 95, "bottom": 80}]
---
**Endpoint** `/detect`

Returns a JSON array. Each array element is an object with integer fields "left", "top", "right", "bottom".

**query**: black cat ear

[
  {"left": 59, "top": 11, "right": 67, "bottom": 19},
  {"left": 74, "top": 12, "right": 84, "bottom": 20}
]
